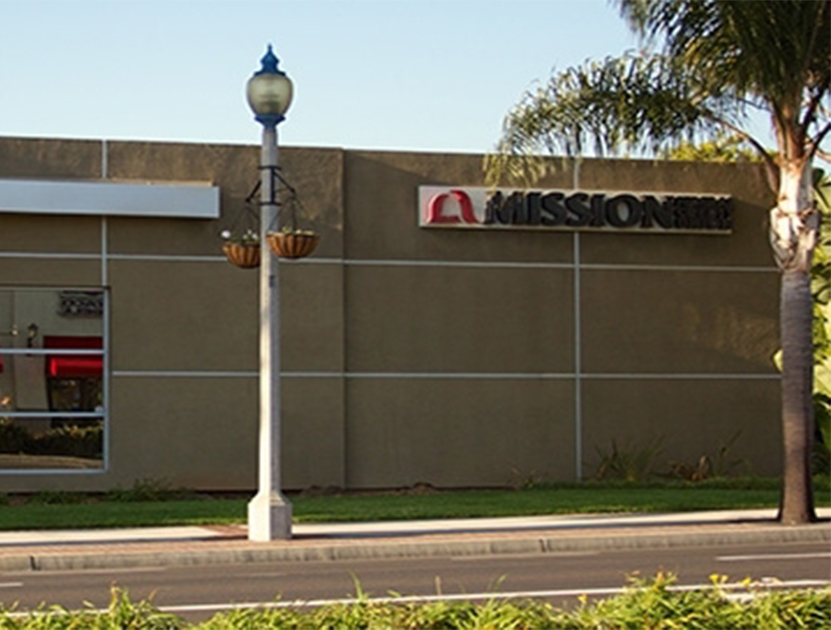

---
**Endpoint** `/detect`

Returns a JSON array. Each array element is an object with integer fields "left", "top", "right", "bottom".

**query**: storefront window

[{"left": 0, "top": 289, "right": 106, "bottom": 471}]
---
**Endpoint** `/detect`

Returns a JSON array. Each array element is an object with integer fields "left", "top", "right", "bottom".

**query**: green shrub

[
  {"left": 594, "top": 437, "right": 664, "bottom": 482},
  {"left": 0, "top": 588, "right": 183, "bottom": 629},
  {"left": 0, "top": 419, "right": 31, "bottom": 454},
  {"left": 751, "top": 587, "right": 831, "bottom": 630},
  {"left": 29, "top": 491, "right": 88, "bottom": 505},
  {"left": 0, "top": 420, "right": 102, "bottom": 459},
  {"left": 813, "top": 394, "right": 831, "bottom": 477},
  {"left": 28, "top": 424, "right": 102, "bottom": 459},
  {"left": 667, "top": 431, "right": 750, "bottom": 482},
  {"left": 0, "top": 580, "right": 828, "bottom": 629},
  {"left": 197, "top": 606, "right": 305, "bottom": 630},
  {"left": 594, "top": 433, "right": 756, "bottom": 484},
  {"left": 576, "top": 573, "right": 747, "bottom": 629},
  {"left": 105, "top": 478, "right": 196, "bottom": 502}
]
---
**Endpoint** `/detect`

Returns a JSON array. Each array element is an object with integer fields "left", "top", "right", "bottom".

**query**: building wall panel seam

[
  {"left": 0, "top": 252, "right": 778, "bottom": 273},
  {"left": 110, "top": 370, "right": 780, "bottom": 379}
]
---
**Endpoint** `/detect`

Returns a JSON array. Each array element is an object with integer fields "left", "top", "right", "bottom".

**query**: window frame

[{"left": 0, "top": 287, "right": 108, "bottom": 475}]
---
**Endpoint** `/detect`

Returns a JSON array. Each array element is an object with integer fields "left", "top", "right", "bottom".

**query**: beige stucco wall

[
  {"left": 337, "top": 150, "right": 780, "bottom": 485},
  {"left": 0, "top": 136, "right": 782, "bottom": 492},
  {"left": 0, "top": 138, "right": 347, "bottom": 492}
]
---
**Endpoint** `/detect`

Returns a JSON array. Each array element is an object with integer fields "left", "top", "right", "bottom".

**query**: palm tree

[{"left": 487, "top": 0, "right": 830, "bottom": 524}]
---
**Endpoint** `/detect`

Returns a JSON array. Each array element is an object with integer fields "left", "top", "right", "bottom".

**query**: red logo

[{"left": 425, "top": 189, "right": 478, "bottom": 224}]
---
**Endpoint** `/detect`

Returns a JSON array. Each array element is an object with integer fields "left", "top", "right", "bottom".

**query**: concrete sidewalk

[{"left": 0, "top": 508, "right": 828, "bottom": 572}]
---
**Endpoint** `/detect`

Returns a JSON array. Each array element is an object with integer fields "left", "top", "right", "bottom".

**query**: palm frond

[
  {"left": 485, "top": 52, "right": 722, "bottom": 186},
  {"left": 617, "top": 0, "right": 830, "bottom": 161}
]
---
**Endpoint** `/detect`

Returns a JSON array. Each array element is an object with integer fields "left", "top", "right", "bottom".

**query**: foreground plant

[
  {"left": 0, "top": 588, "right": 182, "bottom": 629},
  {"left": 573, "top": 572, "right": 831, "bottom": 630},
  {"left": 181, "top": 577, "right": 831, "bottom": 629},
  {"left": 1, "top": 578, "right": 828, "bottom": 629}
]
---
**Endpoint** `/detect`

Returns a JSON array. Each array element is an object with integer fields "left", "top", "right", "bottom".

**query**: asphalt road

[{"left": 1, "top": 541, "right": 829, "bottom": 623}]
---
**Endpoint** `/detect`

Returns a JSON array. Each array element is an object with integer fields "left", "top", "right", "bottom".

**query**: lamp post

[{"left": 246, "top": 44, "right": 293, "bottom": 541}]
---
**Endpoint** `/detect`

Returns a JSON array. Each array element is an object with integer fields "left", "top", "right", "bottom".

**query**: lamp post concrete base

[{"left": 247, "top": 491, "right": 292, "bottom": 541}]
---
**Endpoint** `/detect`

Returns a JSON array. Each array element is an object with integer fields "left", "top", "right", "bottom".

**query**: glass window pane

[
  {"left": 0, "top": 288, "right": 106, "bottom": 471},
  {"left": 0, "top": 418, "right": 103, "bottom": 469}
]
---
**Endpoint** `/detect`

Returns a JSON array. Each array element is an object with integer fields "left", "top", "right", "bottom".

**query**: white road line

[
  {"left": 0, "top": 582, "right": 23, "bottom": 588},
  {"left": 451, "top": 552, "right": 600, "bottom": 561},
  {"left": 18, "top": 567, "right": 167, "bottom": 577},
  {"left": 718, "top": 552, "right": 831, "bottom": 562},
  {"left": 151, "top": 579, "right": 831, "bottom": 614},
  {"left": 8, "top": 579, "right": 829, "bottom": 618}
]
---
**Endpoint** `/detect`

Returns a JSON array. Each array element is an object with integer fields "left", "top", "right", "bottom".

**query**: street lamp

[{"left": 246, "top": 44, "right": 293, "bottom": 541}]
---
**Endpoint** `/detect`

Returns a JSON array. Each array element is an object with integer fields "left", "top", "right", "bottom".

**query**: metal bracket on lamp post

[{"left": 257, "top": 165, "right": 281, "bottom": 209}]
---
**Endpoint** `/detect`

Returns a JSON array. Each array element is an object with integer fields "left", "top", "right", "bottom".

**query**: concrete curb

[{"left": 2, "top": 523, "right": 828, "bottom": 572}]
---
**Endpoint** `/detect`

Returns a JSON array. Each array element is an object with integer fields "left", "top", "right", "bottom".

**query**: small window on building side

[{"left": 0, "top": 288, "right": 106, "bottom": 472}]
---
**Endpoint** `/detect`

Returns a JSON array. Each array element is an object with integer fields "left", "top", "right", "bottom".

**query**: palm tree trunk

[
  {"left": 773, "top": 163, "right": 818, "bottom": 525},
  {"left": 779, "top": 269, "right": 816, "bottom": 524}
]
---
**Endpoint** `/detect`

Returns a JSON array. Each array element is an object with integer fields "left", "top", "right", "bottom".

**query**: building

[{"left": 0, "top": 136, "right": 781, "bottom": 493}]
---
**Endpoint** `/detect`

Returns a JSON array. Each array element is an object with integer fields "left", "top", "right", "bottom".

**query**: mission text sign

[{"left": 419, "top": 186, "right": 733, "bottom": 234}]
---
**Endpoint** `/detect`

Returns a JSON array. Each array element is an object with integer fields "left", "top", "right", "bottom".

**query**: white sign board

[
  {"left": 0, "top": 178, "right": 219, "bottom": 219},
  {"left": 418, "top": 186, "right": 733, "bottom": 234}
]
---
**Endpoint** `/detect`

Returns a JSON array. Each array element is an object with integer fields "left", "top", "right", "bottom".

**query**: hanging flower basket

[
  {"left": 222, "top": 242, "right": 261, "bottom": 269},
  {"left": 267, "top": 230, "right": 320, "bottom": 259},
  {"left": 220, "top": 227, "right": 261, "bottom": 269}
]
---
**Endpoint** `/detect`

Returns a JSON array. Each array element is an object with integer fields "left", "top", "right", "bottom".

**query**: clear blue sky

[{"left": 0, "top": 0, "right": 650, "bottom": 153}]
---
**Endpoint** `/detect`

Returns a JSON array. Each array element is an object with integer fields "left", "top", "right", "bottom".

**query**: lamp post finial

[{"left": 257, "top": 44, "right": 283, "bottom": 76}]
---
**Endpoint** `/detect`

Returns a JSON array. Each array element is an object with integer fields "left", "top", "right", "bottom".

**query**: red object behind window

[{"left": 44, "top": 336, "right": 103, "bottom": 378}]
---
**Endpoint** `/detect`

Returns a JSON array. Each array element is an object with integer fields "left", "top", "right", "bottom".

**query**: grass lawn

[{"left": 1, "top": 478, "right": 828, "bottom": 530}]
